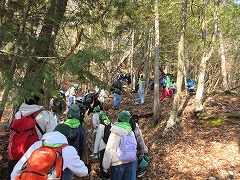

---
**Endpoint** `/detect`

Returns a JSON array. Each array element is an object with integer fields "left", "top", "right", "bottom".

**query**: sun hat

[
  {"left": 117, "top": 110, "right": 131, "bottom": 123},
  {"left": 67, "top": 104, "right": 80, "bottom": 119},
  {"left": 54, "top": 124, "right": 71, "bottom": 137},
  {"left": 99, "top": 113, "right": 110, "bottom": 125},
  {"left": 141, "top": 77, "right": 146, "bottom": 81}
]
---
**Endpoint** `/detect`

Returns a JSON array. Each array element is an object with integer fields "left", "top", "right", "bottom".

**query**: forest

[{"left": 0, "top": 0, "right": 240, "bottom": 179}]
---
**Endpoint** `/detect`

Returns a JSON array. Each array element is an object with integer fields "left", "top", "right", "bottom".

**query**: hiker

[
  {"left": 75, "top": 96, "right": 86, "bottom": 126},
  {"left": 7, "top": 95, "right": 57, "bottom": 179},
  {"left": 110, "top": 78, "right": 122, "bottom": 110},
  {"left": 51, "top": 89, "right": 67, "bottom": 124},
  {"left": 63, "top": 104, "right": 87, "bottom": 179},
  {"left": 102, "top": 110, "right": 137, "bottom": 180},
  {"left": 65, "top": 104, "right": 86, "bottom": 160},
  {"left": 65, "top": 84, "right": 78, "bottom": 107},
  {"left": 129, "top": 111, "right": 149, "bottom": 178},
  {"left": 187, "top": 78, "right": 196, "bottom": 94},
  {"left": 90, "top": 106, "right": 101, "bottom": 158},
  {"left": 11, "top": 124, "right": 90, "bottom": 180},
  {"left": 170, "top": 79, "right": 177, "bottom": 95},
  {"left": 84, "top": 92, "right": 103, "bottom": 116},
  {"left": 125, "top": 73, "right": 131, "bottom": 86},
  {"left": 160, "top": 74, "right": 174, "bottom": 101},
  {"left": 89, "top": 92, "right": 103, "bottom": 115},
  {"left": 93, "top": 112, "right": 111, "bottom": 179},
  {"left": 98, "top": 89, "right": 108, "bottom": 110},
  {"left": 133, "top": 76, "right": 146, "bottom": 105}
]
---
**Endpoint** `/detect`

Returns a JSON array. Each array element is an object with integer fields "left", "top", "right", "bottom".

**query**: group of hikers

[
  {"left": 7, "top": 80, "right": 150, "bottom": 180},
  {"left": 6, "top": 71, "right": 196, "bottom": 180}
]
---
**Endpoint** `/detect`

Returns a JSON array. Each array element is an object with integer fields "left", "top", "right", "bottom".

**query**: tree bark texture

[
  {"left": 153, "top": 0, "right": 160, "bottom": 124},
  {"left": 163, "top": 0, "right": 188, "bottom": 135}
]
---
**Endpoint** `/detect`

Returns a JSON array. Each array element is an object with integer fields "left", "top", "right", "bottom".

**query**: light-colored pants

[
  {"left": 134, "top": 91, "right": 145, "bottom": 104},
  {"left": 113, "top": 93, "right": 121, "bottom": 107}
]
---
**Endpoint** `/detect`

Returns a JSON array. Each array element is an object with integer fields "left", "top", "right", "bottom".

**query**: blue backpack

[
  {"left": 117, "top": 132, "right": 137, "bottom": 162},
  {"left": 161, "top": 77, "right": 167, "bottom": 87}
]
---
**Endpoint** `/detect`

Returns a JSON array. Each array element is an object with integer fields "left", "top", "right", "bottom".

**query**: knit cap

[
  {"left": 54, "top": 124, "right": 71, "bottom": 137},
  {"left": 99, "top": 113, "right": 110, "bottom": 125},
  {"left": 141, "top": 77, "right": 146, "bottom": 81},
  {"left": 93, "top": 106, "right": 100, "bottom": 112},
  {"left": 67, "top": 104, "right": 80, "bottom": 119},
  {"left": 117, "top": 110, "right": 131, "bottom": 122}
]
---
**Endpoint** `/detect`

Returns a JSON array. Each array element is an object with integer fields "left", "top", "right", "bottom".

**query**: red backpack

[
  {"left": 8, "top": 109, "right": 44, "bottom": 160},
  {"left": 16, "top": 143, "right": 68, "bottom": 180}
]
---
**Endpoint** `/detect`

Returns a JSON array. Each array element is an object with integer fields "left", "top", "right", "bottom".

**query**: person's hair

[
  {"left": 129, "top": 118, "right": 136, "bottom": 131},
  {"left": 25, "top": 95, "right": 40, "bottom": 105}
]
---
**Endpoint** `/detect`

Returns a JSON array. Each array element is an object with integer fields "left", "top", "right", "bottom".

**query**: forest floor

[{"left": 0, "top": 90, "right": 240, "bottom": 180}]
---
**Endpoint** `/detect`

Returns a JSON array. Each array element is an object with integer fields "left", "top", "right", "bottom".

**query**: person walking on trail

[
  {"left": 170, "top": 79, "right": 177, "bottom": 95},
  {"left": 65, "top": 83, "right": 78, "bottom": 107},
  {"left": 98, "top": 89, "right": 108, "bottom": 110},
  {"left": 110, "top": 78, "right": 122, "bottom": 110},
  {"left": 7, "top": 95, "right": 56, "bottom": 179},
  {"left": 160, "top": 74, "right": 174, "bottom": 101},
  {"left": 75, "top": 96, "right": 87, "bottom": 126},
  {"left": 84, "top": 91, "right": 103, "bottom": 116},
  {"left": 102, "top": 110, "right": 137, "bottom": 180},
  {"left": 133, "top": 76, "right": 146, "bottom": 105},
  {"left": 90, "top": 106, "right": 101, "bottom": 158},
  {"left": 187, "top": 78, "right": 196, "bottom": 94},
  {"left": 51, "top": 89, "right": 67, "bottom": 124},
  {"left": 11, "top": 124, "right": 90, "bottom": 180},
  {"left": 129, "top": 111, "right": 149, "bottom": 178},
  {"left": 65, "top": 104, "right": 86, "bottom": 160},
  {"left": 63, "top": 104, "right": 87, "bottom": 179},
  {"left": 93, "top": 112, "right": 111, "bottom": 179}
]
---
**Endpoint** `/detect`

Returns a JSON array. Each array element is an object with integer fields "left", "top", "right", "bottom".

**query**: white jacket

[
  {"left": 92, "top": 113, "right": 100, "bottom": 133},
  {"left": 11, "top": 131, "right": 88, "bottom": 180},
  {"left": 102, "top": 125, "right": 131, "bottom": 170},
  {"left": 93, "top": 124, "right": 107, "bottom": 153},
  {"left": 14, "top": 103, "right": 56, "bottom": 140}
]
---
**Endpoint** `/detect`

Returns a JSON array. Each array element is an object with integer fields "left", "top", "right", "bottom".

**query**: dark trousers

[
  {"left": 100, "top": 149, "right": 110, "bottom": 178},
  {"left": 8, "top": 159, "right": 19, "bottom": 179}
]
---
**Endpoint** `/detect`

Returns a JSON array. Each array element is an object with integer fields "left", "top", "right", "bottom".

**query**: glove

[{"left": 86, "top": 164, "right": 92, "bottom": 174}]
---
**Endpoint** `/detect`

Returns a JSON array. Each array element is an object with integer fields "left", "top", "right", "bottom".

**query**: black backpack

[{"left": 103, "top": 124, "right": 111, "bottom": 144}]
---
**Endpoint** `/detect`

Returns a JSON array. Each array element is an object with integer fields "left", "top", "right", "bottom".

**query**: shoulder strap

[{"left": 31, "top": 108, "right": 45, "bottom": 136}]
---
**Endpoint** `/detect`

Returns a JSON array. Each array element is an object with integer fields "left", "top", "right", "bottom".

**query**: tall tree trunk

[
  {"left": 129, "top": 29, "right": 134, "bottom": 91},
  {"left": 143, "top": 32, "right": 150, "bottom": 95},
  {"left": 195, "top": 0, "right": 218, "bottom": 113},
  {"left": 0, "top": 0, "right": 32, "bottom": 121},
  {"left": 0, "top": 0, "right": 6, "bottom": 46},
  {"left": 26, "top": 0, "right": 68, "bottom": 109},
  {"left": 163, "top": 0, "right": 188, "bottom": 135},
  {"left": 153, "top": 0, "right": 160, "bottom": 124},
  {"left": 219, "top": 30, "right": 228, "bottom": 91}
]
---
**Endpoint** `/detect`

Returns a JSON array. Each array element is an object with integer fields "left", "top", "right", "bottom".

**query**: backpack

[
  {"left": 117, "top": 132, "right": 137, "bottom": 162},
  {"left": 161, "top": 77, "right": 167, "bottom": 87},
  {"left": 15, "top": 143, "right": 68, "bottom": 180},
  {"left": 103, "top": 124, "right": 111, "bottom": 144},
  {"left": 83, "top": 93, "right": 94, "bottom": 105},
  {"left": 8, "top": 109, "right": 44, "bottom": 160}
]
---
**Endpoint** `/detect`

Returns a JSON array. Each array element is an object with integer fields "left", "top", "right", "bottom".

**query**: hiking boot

[{"left": 137, "top": 170, "right": 145, "bottom": 178}]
